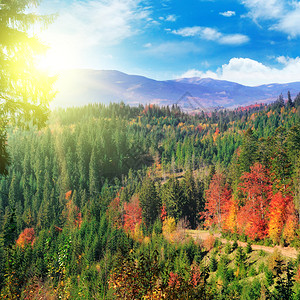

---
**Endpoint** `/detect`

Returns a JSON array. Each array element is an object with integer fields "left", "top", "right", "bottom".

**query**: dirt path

[{"left": 187, "top": 230, "right": 299, "bottom": 259}]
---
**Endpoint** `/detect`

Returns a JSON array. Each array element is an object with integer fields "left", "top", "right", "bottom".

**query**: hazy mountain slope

[{"left": 53, "top": 69, "right": 300, "bottom": 109}]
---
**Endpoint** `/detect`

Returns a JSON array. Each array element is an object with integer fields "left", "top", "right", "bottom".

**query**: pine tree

[
  {"left": 161, "top": 177, "right": 182, "bottom": 221},
  {"left": 89, "top": 148, "right": 99, "bottom": 198},
  {"left": 181, "top": 170, "right": 200, "bottom": 228},
  {"left": 139, "top": 177, "right": 160, "bottom": 228},
  {"left": 238, "top": 128, "right": 258, "bottom": 173},
  {"left": 287, "top": 91, "right": 293, "bottom": 108}
]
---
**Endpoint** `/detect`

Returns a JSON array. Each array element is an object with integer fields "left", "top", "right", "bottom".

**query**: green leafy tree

[{"left": 0, "top": 0, "right": 56, "bottom": 174}]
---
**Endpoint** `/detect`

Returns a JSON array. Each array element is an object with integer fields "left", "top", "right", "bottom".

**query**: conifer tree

[
  {"left": 287, "top": 91, "right": 293, "bottom": 108},
  {"left": 139, "top": 177, "right": 160, "bottom": 228},
  {"left": 238, "top": 128, "right": 257, "bottom": 173},
  {"left": 161, "top": 176, "right": 182, "bottom": 221},
  {"left": 89, "top": 148, "right": 99, "bottom": 198},
  {"left": 181, "top": 170, "right": 199, "bottom": 228}
]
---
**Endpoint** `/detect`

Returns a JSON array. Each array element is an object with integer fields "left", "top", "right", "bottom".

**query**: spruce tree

[
  {"left": 139, "top": 177, "right": 160, "bottom": 228},
  {"left": 287, "top": 91, "right": 293, "bottom": 108}
]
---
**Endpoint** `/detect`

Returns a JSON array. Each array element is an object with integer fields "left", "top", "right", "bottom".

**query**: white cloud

[
  {"left": 201, "top": 27, "right": 222, "bottom": 40},
  {"left": 45, "top": 0, "right": 150, "bottom": 47},
  {"left": 172, "top": 26, "right": 249, "bottom": 45},
  {"left": 181, "top": 57, "right": 300, "bottom": 86},
  {"left": 165, "top": 14, "right": 177, "bottom": 22},
  {"left": 144, "top": 41, "right": 202, "bottom": 56},
  {"left": 219, "top": 34, "right": 249, "bottom": 45},
  {"left": 219, "top": 11, "right": 236, "bottom": 17},
  {"left": 173, "top": 26, "right": 205, "bottom": 37},
  {"left": 241, "top": 0, "right": 300, "bottom": 38},
  {"left": 38, "top": 0, "right": 151, "bottom": 69},
  {"left": 158, "top": 14, "right": 177, "bottom": 22},
  {"left": 273, "top": 5, "right": 300, "bottom": 38},
  {"left": 276, "top": 55, "right": 289, "bottom": 64},
  {"left": 241, "top": 0, "right": 284, "bottom": 20}
]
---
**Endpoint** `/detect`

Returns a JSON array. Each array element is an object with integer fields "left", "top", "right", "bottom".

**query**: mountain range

[{"left": 53, "top": 69, "right": 300, "bottom": 110}]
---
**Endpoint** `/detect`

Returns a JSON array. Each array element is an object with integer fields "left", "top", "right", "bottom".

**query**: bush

[
  {"left": 203, "top": 235, "right": 216, "bottom": 251},
  {"left": 259, "top": 250, "right": 266, "bottom": 257},
  {"left": 264, "top": 238, "right": 273, "bottom": 247}
]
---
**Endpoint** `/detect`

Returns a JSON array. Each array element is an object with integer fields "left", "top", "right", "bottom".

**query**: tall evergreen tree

[
  {"left": 139, "top": 177, "right": 160, "bottom": 228},
  {"left": 161, "top": 177, "right": 182, "bottom": 221},
  {"left": 180, "top": 170, "right": 199, "bottom": 228},
  {"left": 238, "top": 128, "right": 257, "bottom": 173}
]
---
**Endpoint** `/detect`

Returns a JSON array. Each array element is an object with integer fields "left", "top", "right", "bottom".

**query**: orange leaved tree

[
  {"left": 237, "top": 163, "right": 272, "bottom": 239},
  {"left": 16, "top": 228, "right": 35, "bottom": 248},
  {"left": 203, "top": 172, "right": 231, "bottom": 229}
]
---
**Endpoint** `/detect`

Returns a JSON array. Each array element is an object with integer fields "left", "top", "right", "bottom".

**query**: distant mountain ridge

[{"left": 53, "top": 69, "right": 300, "bottom": 110}]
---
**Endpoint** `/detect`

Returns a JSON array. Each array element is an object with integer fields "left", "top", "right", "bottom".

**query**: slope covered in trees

[{"left": 0, "top": 95, "right": 299, "bottom": 298}]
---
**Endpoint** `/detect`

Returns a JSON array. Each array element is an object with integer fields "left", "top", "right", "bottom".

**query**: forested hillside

[{"left": 0, "top": 94, "right": 299, "bottom": 299}]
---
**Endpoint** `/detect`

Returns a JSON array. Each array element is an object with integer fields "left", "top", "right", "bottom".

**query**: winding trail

[{"left": 187, "top": 230, "right": 299, "bottom": 259}]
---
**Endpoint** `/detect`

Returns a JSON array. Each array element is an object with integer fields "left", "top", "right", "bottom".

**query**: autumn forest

[{"left": 0, "top": 94, "right": 299, "bottom": 299}]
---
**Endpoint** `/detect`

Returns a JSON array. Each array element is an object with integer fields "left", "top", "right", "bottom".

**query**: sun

[
  {"left": 36, "top": 46, "right": 77, "bottom": 73},
  {"left": 35, "top": 35, "right": 79, "bottom": 73}
]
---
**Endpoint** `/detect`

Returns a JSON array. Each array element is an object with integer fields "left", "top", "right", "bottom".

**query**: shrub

[
  {"left": 203, "top": 235, "right": 216, "bottom": 251},
  {"left": 259, "top": 250, "right": 266, "bottom": 257}
]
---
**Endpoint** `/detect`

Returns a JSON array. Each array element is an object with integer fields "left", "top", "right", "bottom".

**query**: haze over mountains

[{"left": 53, "top": 69, "right": 300, "bottom": 110}]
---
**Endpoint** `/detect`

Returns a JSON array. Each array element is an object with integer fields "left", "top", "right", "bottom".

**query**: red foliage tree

[
  {"left": 65, "top": 190, "right": 72, "bottom": 200},
  {"left": 63, "top": 197, "right": 82, "bottom": 229},
  {"left": 168, "top": 272, "right": 181, "bottom": 289},
  {"left": 204, "top": 172, "right": 231, "bottom": 228},
  {"left": 160, "top": 205, "right": 167, "bottom": 222},
  {"left": 123, "top": 195, "right": 142, "bottom": 234},
  {"left": 282, "top": 199, "right": 297, "bottom": 244},
  {"left": 237, "top": 163, "right": 272, "bottom": 239},
  {"left": 268, "top": 192, "right": 290, "bottom": 243},
  {"left": 16, "top": 228, "right": 35, "bottom": 248}
]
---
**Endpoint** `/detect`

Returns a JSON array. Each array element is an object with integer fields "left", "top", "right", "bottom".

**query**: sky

[{"left": 36, "top": 0, "right": 300, "bottom": 86}]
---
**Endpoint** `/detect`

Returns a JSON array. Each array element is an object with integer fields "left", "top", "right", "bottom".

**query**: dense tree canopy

[{"left": 0, "top": 93, "right": 299, "bottom": 298}]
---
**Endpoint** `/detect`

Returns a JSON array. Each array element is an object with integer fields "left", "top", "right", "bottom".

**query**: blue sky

[{"left": 38, "top": 0, "right": 300, "bottom": 86}]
